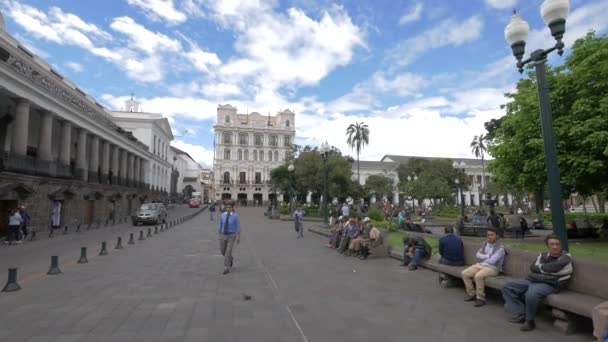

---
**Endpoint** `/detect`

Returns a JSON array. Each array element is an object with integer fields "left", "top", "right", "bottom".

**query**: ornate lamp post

[
  {"left": 504, "top": 0, "right": 569, "bottom": 250},
  {"left": 406, "top": 175, "right": 418, "bottom": 210},
  {"left": 319, "top": 141, "right": 330, "bottom": 226},
  {"left": 288, "top": 163, "right": 295, "bottom": 212},
  {"left": 455, "top": 178, "right": 465, "bottom": 218}
]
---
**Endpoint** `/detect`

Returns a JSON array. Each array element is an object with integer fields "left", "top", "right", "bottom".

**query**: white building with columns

[
  {"left": 213, "top": 104, "right": 295, "bottom": 205},
  {"left": 0, "top": 18, "right": 158, "bottom": 234},
  {"left": 169, "top": 146, "right": 204, "bottom": 199},
  {"left": 108, "top": 97, "right": 173, "bottom": 193}
]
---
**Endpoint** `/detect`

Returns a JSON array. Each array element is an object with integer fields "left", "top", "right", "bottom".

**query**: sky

[{"left": 1, "top": 0, "right": 607, "bottom": 167}]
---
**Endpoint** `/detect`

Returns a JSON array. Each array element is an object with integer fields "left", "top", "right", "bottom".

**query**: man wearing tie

[{"left": 218, "top": 201, "right": 240, "bottom": 274}]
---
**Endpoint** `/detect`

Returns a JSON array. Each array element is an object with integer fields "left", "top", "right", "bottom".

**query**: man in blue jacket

[
  {"left": 218, "top": 201, "right": 240, "bottom": 275},
  {"left": 439, "top": 227, "right": 465, "bottom": 266}
]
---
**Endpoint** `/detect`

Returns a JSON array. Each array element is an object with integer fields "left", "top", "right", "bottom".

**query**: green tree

[
  {"left": 470, "top": 134, "right": 489, "bottom": 196},
  {"left": 396, "top": 158, "right": 462, "bottom": 207},
  {"left": 364, "top": 174, "right": 394, "bottom": 200},
  {"left": 346, "top": 122, "right": 370, "bottom": 184}
]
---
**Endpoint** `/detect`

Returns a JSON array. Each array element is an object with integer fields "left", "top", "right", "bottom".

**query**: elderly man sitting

[{"left": 348, "top": 217, "right": 372, "bottom": 256}]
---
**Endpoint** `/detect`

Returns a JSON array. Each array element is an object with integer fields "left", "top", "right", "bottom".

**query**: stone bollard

[
  {"left": 29, "top": 231, "right": 36, "bottom": 241},
  {"left": 99, "top": 241, "right": 108, "bottom": 256},
  {"left": 63, "top": 225, "right": 69, "bottom": 235},
  {"left": 154, "top": 226, "right": 159, "bottom": 234},
  {"left": 115, "top": 237, "right": 123, "bottom": 249},
  {"left": 76, "top": 224, "right": 81, "bottom": 233},
  {"left": 147, "top": 228, "right": 152, "bottom": 238},
  {"left": 1, "top": 268, "right": 21, "bottom": 292},
  {"left": 128, "top": 233, "right": 135, "bottom": 244},
  {"left": 47, "top": 256, "right": 62, "bottom": 275},
  {"left": 138, "top": 230, "right": 145, "bottom": 241},
  {"left": 78, "top": 247, "right": 88, "bottom": 264}
]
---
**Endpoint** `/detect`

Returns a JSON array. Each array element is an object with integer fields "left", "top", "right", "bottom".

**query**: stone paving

[{"left": 0, "top": 207, "right": 591, "bottom": 341}]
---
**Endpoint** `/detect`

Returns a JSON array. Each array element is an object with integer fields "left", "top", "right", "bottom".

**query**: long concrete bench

[
  {"left": 308, "top": 226, "right": 390, "bottom": 258},
  {"left": 388, "top": 240, "right": 607, "bottom": 334}
]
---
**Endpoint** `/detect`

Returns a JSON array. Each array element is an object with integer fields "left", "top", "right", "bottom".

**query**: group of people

[
  {"left": 326, "top": 215, "right": 382, "bottom": 260},
  {"left": 436, "top": 226, "right": 573, "bottom": 332},
  {"left": 4, "top": 206, "right": 31, "bottom": 245},
  {"left": 457, "top": 209, "right": 530, "bottom": 239}
]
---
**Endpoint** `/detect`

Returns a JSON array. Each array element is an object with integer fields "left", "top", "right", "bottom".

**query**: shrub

[
  {"left": 368, "top": 208, "right": 384, "bottom": 222},
  {"left": 279, "top": 207, "right": 290, "bottom": 215}
]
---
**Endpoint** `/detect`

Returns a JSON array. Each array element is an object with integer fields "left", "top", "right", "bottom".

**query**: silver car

[{"left": 132, "top": 203, "right": 167, "bottom": 226}]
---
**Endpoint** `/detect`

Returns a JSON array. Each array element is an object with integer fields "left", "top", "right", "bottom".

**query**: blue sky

[{"left": 1, "top": 0, "right": 606, "bottom": 166}]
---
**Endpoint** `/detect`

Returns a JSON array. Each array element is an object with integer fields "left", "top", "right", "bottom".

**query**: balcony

[{"left": 1, "top": 153, "right": 73, "bottom": 178}]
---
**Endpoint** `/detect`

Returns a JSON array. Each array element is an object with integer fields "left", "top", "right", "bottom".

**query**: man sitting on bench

[
  {"left": 439, "top": 227, "right": 465, "bottom": 266},
  {"left": 502, "top": 234, "right": 573, "bottom": 332},
  {"left": 462, "top": 228, "right": 505, "bottom": 307},
  {"left": 402, "top": 236, "right": 431, "bottom": 271},
  {"left": 359, "top": 224, "right": 382, "bottom": 260}
]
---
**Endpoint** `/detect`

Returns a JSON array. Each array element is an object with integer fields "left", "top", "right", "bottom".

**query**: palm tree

[
  {"left": 470, "top": 134, "right": 488, "bottom": 198},
  {"left": 346, "top": 122, "right": 370, "bottom": 184}
]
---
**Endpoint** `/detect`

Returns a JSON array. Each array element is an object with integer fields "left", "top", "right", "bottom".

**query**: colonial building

[
  {"left": 354, "top": 155, "right": 512, "bottom": 207},
  {"left": 0, "top": 14, "right": 160, "bottom": 236},
  {"left": 213, "top": 104, "right": 295, "bottom": 205},
  {"left": 109, "top": 97, "right": 173, "bottom": 193},
  {"left": 169, "top": 146, "right": 204, "bottom": 200}
]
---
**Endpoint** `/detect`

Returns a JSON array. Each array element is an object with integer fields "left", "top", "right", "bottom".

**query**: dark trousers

[
  {"left": 439, "top": 257, "right": 465, "bottom": 266},
  {"left": 338, "top": 236, "right": 351, "bottom": 252},
  {"left": 5, "top": 225, "right": 21, "bottom": 242},
  {"left": 403, "top": 248, "right": 426, "bottom": 268},
  {"left": 20, "top": 224, "right": 28, "bottom": 239},
  {"left": 502, "top": 279, "right": 555, "bottom": 321}
]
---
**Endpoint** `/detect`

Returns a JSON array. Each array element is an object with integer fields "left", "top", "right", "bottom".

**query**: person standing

[
  {"left": 5, "top": 208, "right": 23, "bottom": 245},
  {"left": 209, "top": 202, "right": 216, "bottom": 221},
  {"left": 19, "top": 206, "right": 30, "bottom": 240},
  {"left": 507, "top": 209, "right": 523, "bottom": 239},
  {"left": 217, "top": 202, "right": 240, "bottom": 275},
  {"left": 293, "top": 206, "right": 305, "bottom": 238}
]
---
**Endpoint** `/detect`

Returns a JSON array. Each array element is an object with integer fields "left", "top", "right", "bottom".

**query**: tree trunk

[
  {"left": 598, "top": 193, "right": 606, "bottom": 213},
  {"left": 357, "top": 151, "right": 360, "bottom": 185},
  {"left": 481, "top": 154, "right": 485, "bottom": 198},
  {"left": 535, "top": 186, "right": 544, "bottom": 214},
  {"left": 591, "top": 196, "right": 598, "bottom": 213}
]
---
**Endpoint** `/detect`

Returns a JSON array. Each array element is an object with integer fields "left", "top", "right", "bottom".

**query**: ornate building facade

[
  {"left": 213, "top": 105, "right": 295, "bottom": 205},
  {"left": 0, "top": 15, "right": 163, "bottom": 236}
]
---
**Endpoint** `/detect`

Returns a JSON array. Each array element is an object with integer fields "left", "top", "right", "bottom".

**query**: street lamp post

[
  {"left": 319, "top": 141, "right": 330, "bottom": 226},
  {"left": 455, "top": 179, "right": 465, "bottom": 218},
  {"left": 406, "top": 175, "right": 418, "bottom": 211},
  {"left": 288, "top": 163, "right": 295, "bottom": 213},
  {"left": 505, "top": 0, "right": 570, "bottom": 250}
]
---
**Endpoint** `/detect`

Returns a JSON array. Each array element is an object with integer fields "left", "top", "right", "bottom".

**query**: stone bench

[{"left": 389, "top": 240, "right": 607, "bottom": 334}]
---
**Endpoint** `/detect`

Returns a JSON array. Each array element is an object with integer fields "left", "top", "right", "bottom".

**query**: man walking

[
  {"left": 293, "top": 206, "right": 305, "bottom": 238},
  {"left": 209, "top": 202, "right": 216, "bottom": 221},
  {"left": 217, "top": 202, "right": 240, "bottom": 275}
]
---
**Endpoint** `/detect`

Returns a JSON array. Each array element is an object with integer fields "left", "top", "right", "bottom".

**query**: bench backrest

[{"left": 461, "top": 241, "right": 608, "bottom": 299}]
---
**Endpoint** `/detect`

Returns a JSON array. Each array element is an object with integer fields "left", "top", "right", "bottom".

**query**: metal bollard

[
  {"left": 78, "top": 247, "right": 88, "bottom": 264},
  {"left": 154, "top": 226, "right": 159, "bottom": 234},
  {"left": 99, "top": 241, "right": 108, "bottom": 256},
  {"left": 115, "top": 236, "right": 123, "bottom": 249},
  {"left": 47, "top": 256, "right": 62, "bottom": 275},
  {"left": 138, "top": 230, "right": 145, "bottom": 241},
  {"left": 128, "top": 233, "right": 135, "bottom": 244},
  {"left": 147, "top": 228, "right": 152, "bottom": 237},
  {"left": 63, "top": 225, "right": 69, "bottom": 235},
  {"left": 1, "top": 268, "right": 21, "bottom": 292}
]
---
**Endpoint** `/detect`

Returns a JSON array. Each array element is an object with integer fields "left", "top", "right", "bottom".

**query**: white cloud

[
  {"left": 485, "top": 0, "right": 517, "bottom": 10},
  {"left": 65, "top": 61, "right": 84, "bottom": 72},
  {"left": 388, "top": 15, "right": 484, "bottom": 67},
  {"left": 126, "top": 0, "right": 187, "bottom": 24},
  {"left": 398, "top": 3, "right": 423, "bottom": 26},
  {"left": 171, "top": 140, "right": 215, "bottom": 165},
  {"left": 110, "top": 16, "right": 182, "bottom": 54}
]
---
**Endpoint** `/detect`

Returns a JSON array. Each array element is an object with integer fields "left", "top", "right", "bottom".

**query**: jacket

[
  {"left": 476, "top": 242, "right": 506, "bottom": 273},
  {"left": 527, "top": 251, "right": 573, "bottom": 289}
]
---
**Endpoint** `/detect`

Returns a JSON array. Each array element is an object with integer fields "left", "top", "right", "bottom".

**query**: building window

[
  {"left": 259, "top": 150, "right": 264, "bottom": 161},
  {"left": 225, "top": 115, "right": 230, "bottom": 123},
  {"left": 224, "top": 149, "right": 231, "bottom": 160},
  {"left": 223, "top": 132, "right": 232, "bottom": 145},
  {"left": 223, "top": 171, "right": 230, "bottom": 184},
  {"left": 284, "top": 136, "right": 291, "bottom": 147},
  {"left": 274, "top": 151, "right": 278, "bottom": 161},
  {"left": 286, "top": 119, "right": 290, "bottom": 127},
  {"left": 244, "top": 150, "right": 249, "bottom": 160},
  {"left": 153, "top": 135, "right": 156, "bottom": 154},
  {"left": 239, "top": 172, "right": 246, "bottom": 184},
  {"left": 255, "top": 172, "right": 262, "bottom": 184},
  {"left": 254, "top": 134, "right": 263, "bottom": 146},
  {"left": 269, "top": 135, "right": 278, "bottom": 147},
  {"left": 268, "top": 150, "right": 272, "bottom": 161},
  {"left": 253, "top": 150, "right": 258, "bottom": 161},
  {"left": 237, "top": 149, "right": 243, "bottom": 160},
  {"left": 239, "top": 133, "right": 248, "bottom": 145}
]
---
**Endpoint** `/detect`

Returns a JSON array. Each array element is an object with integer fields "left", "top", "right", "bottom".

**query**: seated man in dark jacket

[
  {"left": 402, "top": 236, "right": 432, "bottom": 271},
  {"left": 502, "top": 234, "right": 573, "bottom": 332},
  {"left": 438, "top": 227, "right": 465, "bottom": 266}
]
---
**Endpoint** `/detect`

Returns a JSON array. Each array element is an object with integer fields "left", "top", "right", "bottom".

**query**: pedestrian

[
  {"left": 19, "top": 206, "right": 30, "bottom": 240},
  {"left": 507, "top": 209, "right": 523, "bottom": 239},
  {"left": 293, "top": 206, "right": 305, "bottom": 238},
  {"left": 217, "top": 202, "right": 240, "bottom": 275},
  {"left": 5, "top": 208, "right": 23, "bottom": 245},
  {"left": 209, "top": 202, "right": 216, "bottom": 221}
]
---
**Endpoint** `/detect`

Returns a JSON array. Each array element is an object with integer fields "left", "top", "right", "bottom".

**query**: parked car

[
  {"left": 189, "top": 199, "right": 200, "bottom": 208},
  {"left": 132, "top": 203, "right": 167, "bottom": 225}
]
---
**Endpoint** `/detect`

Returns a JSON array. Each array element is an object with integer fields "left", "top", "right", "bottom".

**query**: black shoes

[
  {"left": 464, "top": 295, "right": 476, "bottom": 302},
  {"left": 508, "top": 315, "right": 525, "bottom": 324},
  {"left": 474, "top": 299, "right": 486, "bottom": 307},
  {"left": 520, "top": 320, "right": 536, "bottom": 332},
  {"left": 222, "top": 268, "right": 230, "bottom": 275}
]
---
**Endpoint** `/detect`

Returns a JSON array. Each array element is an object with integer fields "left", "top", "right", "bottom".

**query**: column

[
  {"left": 120, "top": 149, "right": 128, "bottom": 186},
  {"left": 11, "top": 99, "right": 30, "bottom": 156},
  {"left": 88, "top": 135, "right": 99, "bottom": 182},
  {"left": 100, "top": 140, "right": 110, "bottom": 184},
  {"left": 58, "top": 121, "right": 71, "bottom": 166},
  {"left": 111, "top": 145, "right": 119, "bottom": 185},
  {"left": 133, "top": 156, "right": 140, "bottom": 188},
  {"left": 127, "top": 153, "right": 134, "bottom": 187},
  {"left": 139, "top": 159, "right": 146, "bottom": 188},
  {"left": 75, "top": 129, "right": 88, "bottom": 181},
  {"left": 37, "top": 110, "right": 53, "bottom": 162}
]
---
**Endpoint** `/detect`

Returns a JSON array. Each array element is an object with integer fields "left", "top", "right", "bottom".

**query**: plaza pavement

[{"left": 0, "top": 207, "right": 591, "bottom": 341}]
